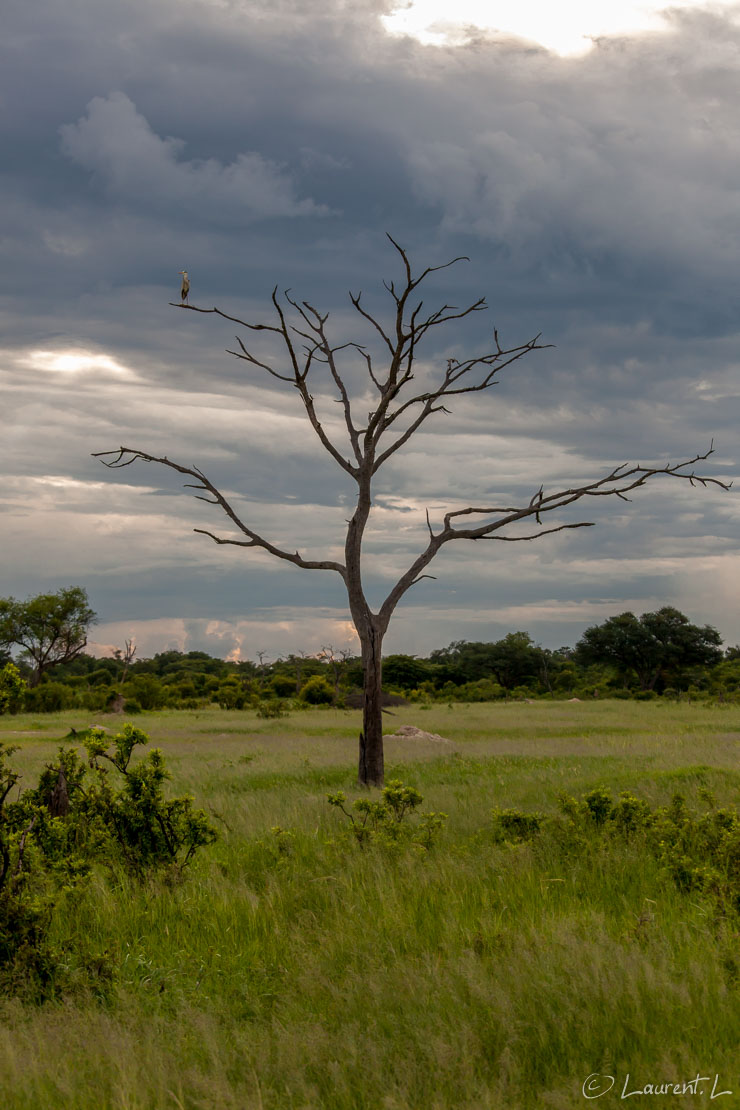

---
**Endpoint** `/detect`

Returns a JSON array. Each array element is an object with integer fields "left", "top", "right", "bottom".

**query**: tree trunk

[{"left": 358, "top": 624, "right": 384, "bottom": 787}]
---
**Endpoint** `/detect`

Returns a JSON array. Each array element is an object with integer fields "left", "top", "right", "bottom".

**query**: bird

[{"left": 179, "top": 271, "right": 190, "bottom": 304}]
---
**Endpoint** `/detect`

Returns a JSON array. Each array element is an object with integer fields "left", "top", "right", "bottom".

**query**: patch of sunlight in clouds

[
  {"left": 382, "top": 0, "right": 737, "bottom": 55},
  {"left": 19, "top": 348, "right": 136, "bottom": 378}
]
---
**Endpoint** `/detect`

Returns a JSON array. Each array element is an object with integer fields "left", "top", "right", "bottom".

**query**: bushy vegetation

[
  {"left": 493, "top": 785, "right": 740, "bottom": 921},
  {"left": 3, "top": 595, "right": 739, "bottom": 715},
  {"left": 328, "top": 779, "right": 447, "bottom": 850},
  {"left": 0, "top": 724, "right": 216, "bottom": 1001}
]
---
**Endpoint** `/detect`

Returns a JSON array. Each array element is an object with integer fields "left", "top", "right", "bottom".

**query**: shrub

[
  {"left": 271, "top": 674, "right": 297, "bottom": 698},
  {"left": 0, "top": 663, "right": 26, "bottom": 715},
  {"left": 123, "top": 674, "right": 167, "bottom": 711},
  {"left": 490, "top": 808, "right": 546, "bottom": 843},
  {"left": 82, "top": 725, "right": 218, "bottom": 874},
  {"left": 23, "top": 681, "right": 74, "bottom": 713},
  {"left": 256, "top": 699, "right": 289, "bottom": 719},
  {"left": 0, "top": 725, "right": 217, "bottom": 999},
  {"left": 217, "top": 680, "right": 249, "bottom": 710},
  {"left": 328, "top": 780, "right": 447, "bottom": 850},
  {"left": 300, "top": 675, "right": 335, "bottom": 705},
  {"left": 493, "top": 787, "right": 740, "bottom": 923}
]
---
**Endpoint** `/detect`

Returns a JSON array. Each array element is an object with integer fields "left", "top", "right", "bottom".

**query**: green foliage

[
  {"left": 0, "top": 586, "right": 96, "bottom": 686},
  {"left": 23, "top": 681, "right": 75, "bottom": 713},
  {"left": 123, "top": 674, "right": 168, "bottom": 711},
  {"left": 6, "top": 610, "right": 737, "bottom": 712},
  {"left": 382, "top": 654, "right": 433, "bottom": 691},
  {"left": 256, "top": 698, "right": 289, "bottom": 719},
  {"left": 0, "top": 663, "right": 26, "bottom": 715},
  {"left": 0, "top": 740, "right": 82, "bottom": 998},
  {"left": 328, "top": 780, "right": 447, "bottom": 850},
  {"left": 0, "top": 725, "right": 217, "bottom": 999},
  {"left": 430, "top": 633, "right": 541, "bottom": 692},
  {"left": 82, "top": 725, "right": 218, "bottom": 874},
  {"left": 489, "top": 807, "right": 546, "bottom": 842},
  {"left": 217, "top": 679, "right": 253, "bottom": 710},
  {"left": 576, "top": 606, "right": 723, "bottom": 692},
  {"left": 494, "top": 785, "right": 740, "bottom": 923},
  {"left": 271, "top": 673, "right": 297, "bottom": 698},
  {"left": 300, "top": 674, "right": 335, "bottom": 705}
]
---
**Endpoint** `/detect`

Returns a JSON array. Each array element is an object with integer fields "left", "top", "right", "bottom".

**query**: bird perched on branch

[{"left": 179, "top": 270, "right": 190, "bottom": 304}]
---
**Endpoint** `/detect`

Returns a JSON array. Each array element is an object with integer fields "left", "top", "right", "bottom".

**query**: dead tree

[
  {"left": 318, "top": 644, "right": 353, "bottom": 698},
  {"left": 93, "top": 236, "right": 729, "bottom": 786},
  {"left": 114, "top": 638, "right": 136, "bottom": 687}
]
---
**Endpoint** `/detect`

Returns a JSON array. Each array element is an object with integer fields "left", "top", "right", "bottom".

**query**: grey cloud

[
  {"left": 2, "top": 0, "right": 739, "bottom": 655},
  {"left": 59, "top": 93, "right": 330, "bottom": 224}
]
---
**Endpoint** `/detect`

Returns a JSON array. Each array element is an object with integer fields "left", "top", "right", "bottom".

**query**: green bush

[
  {"left": 271, "top": 674, "right": 297, "bottom": 698},
  {"left": 493, "top": 787, "right": 740, "bottom": 923},
  {"left": 0, "top": 725, "right": 217, "bottom": 1000},
  {"left": 328, "top": 780, "right": 447, "bottom": 851},
  {"left": 300, "top": 675, "right": 335, "bottom": 705},
  {"left": 0, "top": 663, "right": 26, "bottom": 715},
  {"left": 490, "top": 808, "right": 546, "bottom": 842},
  {"left": 256, "top": 699, "right": 289, "bottom": 719},
  {"left": 23, "top": 681, "right": 74, "bottom": 713},
  {"left": 82, "top": 725, "right": 218, "bottom": 874},
  {"left": 217, "top": 680, "right": 249, "bottom": 710},
  {"left": 123, "top": 674, "right": 167, "bottom": 711}
]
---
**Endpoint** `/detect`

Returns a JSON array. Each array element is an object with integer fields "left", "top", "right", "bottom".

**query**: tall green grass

[{"left": 2, "top": 701, "right": 740, "bottom": 1108}]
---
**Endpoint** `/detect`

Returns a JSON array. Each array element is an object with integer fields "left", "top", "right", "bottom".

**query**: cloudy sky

[{"left": 2, "top": 0, "right": 739, "bottom": 661}]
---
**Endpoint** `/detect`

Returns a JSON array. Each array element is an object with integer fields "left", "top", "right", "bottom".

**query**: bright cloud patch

[
  {"left": 20, "top": 348, "right": 135, "bottom": 377},
  {"left": 383, "top": 0, "right": 738, "bottom": 55}
]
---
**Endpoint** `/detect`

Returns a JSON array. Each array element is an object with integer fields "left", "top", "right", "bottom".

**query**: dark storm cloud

[{"left": 2, "top": 0, "right": 739, "bottom": 655}]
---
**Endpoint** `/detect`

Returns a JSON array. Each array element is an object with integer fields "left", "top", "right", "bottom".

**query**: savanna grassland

[{"left": 2, "top": 700, "right": 740, "bottom": 1110}]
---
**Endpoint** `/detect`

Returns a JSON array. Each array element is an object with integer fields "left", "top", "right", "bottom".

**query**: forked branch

[
  {"left": 91, "top": 447, "right": 347, "bottom": 579},
  {"left": 377, "top": 445, "right": 730, "bottom": 629},
  {"left": 170, "top": 240, "right": 550, "bottom": 481}
]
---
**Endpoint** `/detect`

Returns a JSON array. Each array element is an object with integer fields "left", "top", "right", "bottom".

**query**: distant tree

[
  {"left": 95, "top": 238, "right": 728, "bottom": 784},
  {"left": 279, "top": 651, "right": 323, "bottom": 696},
  {"left": 113, "top": 638, "right": 137, "bottom": 685},
  {"left": 486, "top": 633, "right": 542, "bottom": 694},
  {"left": 575, "top": 606, "right": 723, "bottom": 691},
  {"left": 430, "top": 635, "right": 540, "bottom": 693},
  {"left": 317, "top": 645, "right": 354, "bottom": 697},
  {"left": 0, "top": 587, "right": 97, "bottom": 687},
  {"left": 382, "top": 654, "right": 432, "bottom": 691}
]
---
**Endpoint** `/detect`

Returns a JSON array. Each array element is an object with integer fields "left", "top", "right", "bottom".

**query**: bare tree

[
  {"left": 113, "top": 638, "right": 137, "bottom": 687},
  {"left": 318, "top": 644, "right": 353, "bottom": 698},
  {"left": 93, "top": 236, "right": 729, "bottom": 786}
]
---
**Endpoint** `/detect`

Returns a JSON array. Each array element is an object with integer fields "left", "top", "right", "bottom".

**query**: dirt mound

[{"left": 383, "top": 724, "right": 452, "bottom": 744}]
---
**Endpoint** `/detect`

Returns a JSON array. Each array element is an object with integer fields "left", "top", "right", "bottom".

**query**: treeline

[{"left": 2, "top": 601, "right": 740, "bottom": 714}]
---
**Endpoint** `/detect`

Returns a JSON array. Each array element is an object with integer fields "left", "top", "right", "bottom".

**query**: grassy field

[{"left": 2, "top": 700, "right": 740, "bottom": 1109}]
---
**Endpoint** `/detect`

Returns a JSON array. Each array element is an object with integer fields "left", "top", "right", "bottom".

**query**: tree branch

[
  {"left": 377, "top": 445, "right": 729, "bottom": 629},
  {"left": 440, "top": 446, "right": 730, "bottom": 542},
  {"left": 91, "top": 448, "right": 347, "bottom": 578}
]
